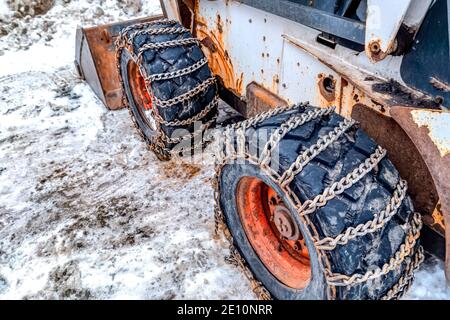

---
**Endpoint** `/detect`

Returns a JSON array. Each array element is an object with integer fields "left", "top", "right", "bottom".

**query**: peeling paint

[{"left": 411, "top": 110, "right": 450, "bottom": 157}]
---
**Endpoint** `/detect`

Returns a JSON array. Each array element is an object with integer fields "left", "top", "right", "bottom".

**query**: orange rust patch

[
  {"left": 246, "top": 82, "right": 288, "bottom": 117},
  {"left": 236, "top": 72, "right": 244, "bottom": 94},
  {"left": 196, "top": 12, "right": 237, "bottom": 93},
  {"left": 423, "top": 203, "right": 446, "bottom": 236},
  {"left": 318, "top": 73, "right": 336, "bottom": 103}
]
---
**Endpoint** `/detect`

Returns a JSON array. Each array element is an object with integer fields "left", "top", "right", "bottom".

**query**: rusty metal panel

[
  {"left": 245, "top": 82, "right": 288, "bottom": 118},
  {"left": 390, "top": 107, "right": 450, "bottom": 282},
  {"left": 75, "top": 14, "right": 164, "bottom": 110}
]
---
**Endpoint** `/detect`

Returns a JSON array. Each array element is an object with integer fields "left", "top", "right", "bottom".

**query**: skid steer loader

[{"left": 75, "top": 0, "right": 450, "bottom": 299}]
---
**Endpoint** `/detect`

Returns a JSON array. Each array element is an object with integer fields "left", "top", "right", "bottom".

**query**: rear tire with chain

[
  {"left": 116, "top": 19, "right": 218, "bottom": 161},
  {"left": 216, "top": 104, "right": 423, "bottom": 300}
]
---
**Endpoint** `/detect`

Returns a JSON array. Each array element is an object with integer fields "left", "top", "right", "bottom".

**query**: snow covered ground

[{"left": 0, "top": 0, "right": 449, "bottom": 300}]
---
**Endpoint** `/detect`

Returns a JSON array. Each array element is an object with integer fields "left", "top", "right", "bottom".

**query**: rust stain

[
  {"left": 246, "top": 82, "right": 288, "bottom": 117},
  {"left": 236, "top": 72, "right": 244, "bottom": 94},
  {"left": 76, "top": 14, "right": 164, "bottom": 110},
  {"left": 316, "top": 73, "right": 339, "bottom": 109},
  {"left": 411, "top": 110, "right": 450, "bottom": 157},
  {"left": 272, "top": 74, "right": 280, "bottom": 93},
  {"left": 195, "top": 12, "right": 237, "bottom": 94},
  {"left": 423, "top": 202, "right": 446, "bottom": 236},
  {"left": 216, "top": 13, "right": 223, "bottom": 34},
  {"left": 390, "top": 106, "right": 450, "bottom": 281},
  {"left": 317, "top": 73, "right": 336, "bottom": 103},
  {"left": 366, "top": 38, "right": 395, "bottom": 63}
]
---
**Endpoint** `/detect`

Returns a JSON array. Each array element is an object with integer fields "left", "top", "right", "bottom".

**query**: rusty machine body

[{"left": 75, "top": 0, "right": 450, "bottom": 285}]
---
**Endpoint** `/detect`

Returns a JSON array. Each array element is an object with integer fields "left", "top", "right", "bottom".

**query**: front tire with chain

[
  {"left": 215, "top": 104, "right": 424, "bottom": 300},
  {"left": 116, "top": 19, "right": 218, "bottom": 161}
]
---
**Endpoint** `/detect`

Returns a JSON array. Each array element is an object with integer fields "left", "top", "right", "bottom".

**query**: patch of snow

[
  {"left": 405, "top": 257, "right": 450, "bottom": 300},
  {"left": 0, "top": 0, "right": 10, "bottom": 16}
]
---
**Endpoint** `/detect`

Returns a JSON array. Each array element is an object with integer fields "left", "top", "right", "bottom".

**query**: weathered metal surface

[
  {"left": 422, "top": 203, "right": 446, "bottom": 236},
  {"left": 236, "top": 0, "right": 366, "bottom": 45},
  {"left": 317, "top": 74, "right": 337, "bottom": 103},
  {"left": 365, "top": 0, "right": 412, "bottom": 62},
  {"left": 190, "top": 0, "right": 343, "bottom": 104},
  {"left": 282, "top": 32, "right": 441, "bottom": 111},
  {"left": 159, "top": 0, "right": 181, "bottom": 22},
  {"left": 390, "top": 107, "right": 450, "bottom": 282},
  {"left": 245, "top": 82, "right": 288, "bottom": 118},
  {"left": 167, "top": 0, "right": 440, "bottom": 111},
  {"left": 75, "top": 14, "right": 164, "bottom": 110}
]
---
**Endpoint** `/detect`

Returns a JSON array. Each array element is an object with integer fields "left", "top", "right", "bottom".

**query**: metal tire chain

[
  {"left": 279, "top": 118, "right": 357, "bottom": 187},
  {"left": 121, "top": 18, "right": 178, "bottom": 44},
  {"left": 158, "top": 113, "right": 218, "bottom": 144},
  {"left": 297, "top": 146, "right": 387, "bottom": 216},
  {"left": 153, "top": 76, "right": 216, "bottom": 108},
  {"left": 213, "top": 105, "right": 423, "bottom": 299},
  {"left": 115, "top": 19, "right": 218, "bottom": 158},
  {"left": 315, "top": 179, "right": 408, "bottom": 250},
  {"left": 153, "top": 94, "right": 219, "bottom": 126},
  {"left": 128, "top": 26, "right": 189, "bottom": 46},
  {"left": 381, "top": 246, "right": 424, "bottom": 300},
  {"left": 225, "top": 246, "right": 273, "bottom": 300},
  {"left": 137, "top": 38, "right": 201, "bottom": 60},
  {"left": 115, "top": 31, "right": 171, "bottom": 160},
  {"left": 212, "top": 163, "right": 273, "bottom": 300},
  {"left": 228, "top": 102, "right": 309, "bottom": 132},
  {"left": 211, "top": 103, "right": 309, "bottom": 235},
  {"left": 147, "top": 58, "right": 208, "bottom": 82},
  {"left": 259, "top": 107, "right": 335, "bottom": 167},
  {"left": 325, "top": 212, "right": 423, "bottom": 286}
]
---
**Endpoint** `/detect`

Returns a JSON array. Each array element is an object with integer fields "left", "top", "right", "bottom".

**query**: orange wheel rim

[
  {"left": 236, "top": 177, "right": 311, "bottom": 289},
  {"left": 128, "top": 59, "right": 153, "bottom": 111}
]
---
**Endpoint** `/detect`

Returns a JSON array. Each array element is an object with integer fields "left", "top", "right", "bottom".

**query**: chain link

[
  {"left": 225, "top": 246, "right": 272, "bottom": 300},
  {"left": 159, "top": 112, "right": 218, "bottom": 144},
  {"left": 381, "top": 246, "right": 424, "bottom": 300},
  {"left": 120, "top": 18, "right": 178, "bottom": 43},
  {"left": 147, "top": 58, "right": 208, "bottom": 82},
  {"left": 259, "top": 107, "right": 334, "bottom": 167},
  {"left": 326, "top": 212, "right": 422, "bottom": 286},
  {"left": 229, "top": 102, "right": 309, "bottom": 131},
  {"left": 153, "top": 77, "right": 216, "bottom": 108},
  {"left": 138, "top": 38, "right": 200, "bottom": 59},
  {"left": 153, "top": 95, "right": 219, "bottom": 126},
  {"left": 298, "top": 146, "right": 387, "bottom": 216},
  {"left": 128, "top": 26, "right": 189, "bottom": 45},
  {"left": 279, "top": 118, "right": 356, "bottom": 187},
  {"left": 316, "top": 179, "right": 408, "bottom": 250}
]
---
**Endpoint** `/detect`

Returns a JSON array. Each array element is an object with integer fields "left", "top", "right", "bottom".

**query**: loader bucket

[{"left": 74, "top": 14, "right": 164, "bottom": 110}]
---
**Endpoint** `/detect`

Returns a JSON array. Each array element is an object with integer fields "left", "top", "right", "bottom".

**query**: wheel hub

[
  {"left": 273, "top": 205, "right": 300, "bottom": 240},
  {"left": 236, "top": 176, "right": 311, "bottom": 289}
]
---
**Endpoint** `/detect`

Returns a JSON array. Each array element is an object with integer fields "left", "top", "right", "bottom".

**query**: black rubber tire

[
  {"left": 218, "top": 105, "right": 421, "bottom": 300},
  {"left": 117, "top": 20, "right": 218, "bottom": 160}
]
